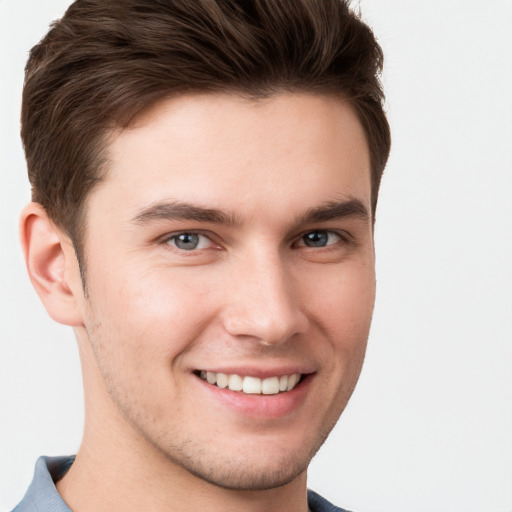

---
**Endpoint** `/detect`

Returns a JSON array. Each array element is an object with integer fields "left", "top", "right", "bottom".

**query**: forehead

[{"left": 90, "top": 93, "right": 371, "bottom": 223}]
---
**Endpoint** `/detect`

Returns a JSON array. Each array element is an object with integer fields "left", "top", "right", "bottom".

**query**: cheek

[
  {"left": 305, "top": 260, "right": 375, "bottom": 334},
  {"left": 86, "top": 262, "right": 219, "bottom": 362},
  {"left": 304, "top": 261, "right": 375, "bottom": 373},
  {"left": 82, "top": 267, "right": 210, "bottom": 416}
]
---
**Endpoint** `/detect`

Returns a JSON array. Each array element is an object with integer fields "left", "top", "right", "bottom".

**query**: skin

[{"left": 22, "top": 93, "right": 375, "bottom": 512}]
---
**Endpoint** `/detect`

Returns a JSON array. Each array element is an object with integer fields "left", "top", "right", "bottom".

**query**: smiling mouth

[{"left": 196, "top": 371, "right": 304, "bottom": 395}]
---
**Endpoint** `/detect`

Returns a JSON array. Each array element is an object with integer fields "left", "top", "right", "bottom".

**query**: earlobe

[{"left": 20, "top": 202, "right": 84, "bottom": 326}]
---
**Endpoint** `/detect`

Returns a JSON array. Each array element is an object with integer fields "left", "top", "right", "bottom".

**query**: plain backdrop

[{"left": 1, "top": 1, "right": 511, "bottom": 511}]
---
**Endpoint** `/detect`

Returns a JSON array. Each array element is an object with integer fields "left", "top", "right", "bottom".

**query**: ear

[{"left": 20, "top": 202, "right": 84, "bottom": 326}]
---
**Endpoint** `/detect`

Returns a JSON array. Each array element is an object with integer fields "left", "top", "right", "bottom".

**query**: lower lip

[{"left": 194, "top": 374, "right": 313, "bottom": 419}]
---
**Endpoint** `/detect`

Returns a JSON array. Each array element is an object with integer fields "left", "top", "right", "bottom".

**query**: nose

[{"left": 220, "top": 249, "right": 308, "bottom": 345}]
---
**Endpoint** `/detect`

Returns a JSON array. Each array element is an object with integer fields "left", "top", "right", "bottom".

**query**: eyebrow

[
  {"left": 296, "top": 199, "right": 370, "bottom": 225},
  {"left": 130, "top": 200, "right": 241, "bottom": 227},
  {"left": 130, "top": 198, "right": 369, "bottom": 227}
]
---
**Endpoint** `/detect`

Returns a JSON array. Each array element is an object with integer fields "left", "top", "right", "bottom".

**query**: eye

[
  {"left": 166, "top": 232, "right": 213, "bottom": 251},
  {"left": 297, "top": 230, "right": 342, "bottom": 248}
]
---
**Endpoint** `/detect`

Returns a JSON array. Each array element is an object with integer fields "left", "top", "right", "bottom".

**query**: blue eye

[
  {"left": 167, "top": 232, "right": 211, "bottom": 251},
  {"left": 300, "top": 230, "right": 341, "bottom": 248}
]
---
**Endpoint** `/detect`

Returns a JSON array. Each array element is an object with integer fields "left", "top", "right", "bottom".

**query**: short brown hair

[{"left": 22, "top": 0, "right": 390, "bottom": 259}]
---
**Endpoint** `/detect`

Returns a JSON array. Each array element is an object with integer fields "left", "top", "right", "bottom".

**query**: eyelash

[
  {"left": 293, "top": 230, "right": 348, "bottom": 249},
  {"left": 162, "top": 231, "right": 218, "bottom": 252},
  {"left": 161, "top": 229, "right": 350, "bottom": 253}
]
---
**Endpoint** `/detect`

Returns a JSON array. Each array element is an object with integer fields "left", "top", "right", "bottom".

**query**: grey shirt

[{"left": 13, "top": 456, "right": 352, "bottom": 512}]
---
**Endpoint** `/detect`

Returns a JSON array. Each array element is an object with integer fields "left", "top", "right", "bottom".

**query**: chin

[
  {"left": 157, "top": 429, "right": 329, "bottom": 491},
  {"left": 174, "top": 453, "right": 309, "bottom": 491}
]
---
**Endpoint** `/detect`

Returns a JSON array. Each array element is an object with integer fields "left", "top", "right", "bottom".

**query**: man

[{"left": 14, "top": 0, "right": 390, "bottom": 510}]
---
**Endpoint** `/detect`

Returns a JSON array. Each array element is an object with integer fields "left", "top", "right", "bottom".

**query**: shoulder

[
  {"left": 12, "top": 456, "right": 74, "bottom": 512},
  {"left": 307, "top": 489, "right": 355, "bottom": 512}
]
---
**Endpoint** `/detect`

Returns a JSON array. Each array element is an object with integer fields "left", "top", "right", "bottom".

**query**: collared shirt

[{"left": 13, "top": 456, "right": 351, "bottom": 512}]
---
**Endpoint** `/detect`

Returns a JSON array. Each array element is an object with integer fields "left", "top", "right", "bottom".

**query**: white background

[{"left": 1, "top": 1, "right": 511, "bottom": 511}]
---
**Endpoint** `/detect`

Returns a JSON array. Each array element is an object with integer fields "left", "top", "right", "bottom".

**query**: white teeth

[
  {"left": 199, "top": 371, "right": 302, "bottom": 394},
  {"left": 243, "top": 376, "right": 262, "bottom": 394},
  {"left": 286, "top": 373, "right": 300, "bottom": 391},
  {"left": 262, "top": 376, "right": 280, "bottom": 395},
  {"left": 216, "top": 372, "right": 228, "bottom": 388},
  {"left": 228, "top": 374, "right": 243, "bottom": 391}
]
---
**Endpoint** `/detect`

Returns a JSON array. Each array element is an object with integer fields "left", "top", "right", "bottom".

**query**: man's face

[{"left": 74, "top": 93, "right": 375, "bottom": 490}]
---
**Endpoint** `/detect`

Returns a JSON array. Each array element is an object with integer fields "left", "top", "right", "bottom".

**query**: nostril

[{"left": 222, "top": 310, "right": 308, "bottom": 347}]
